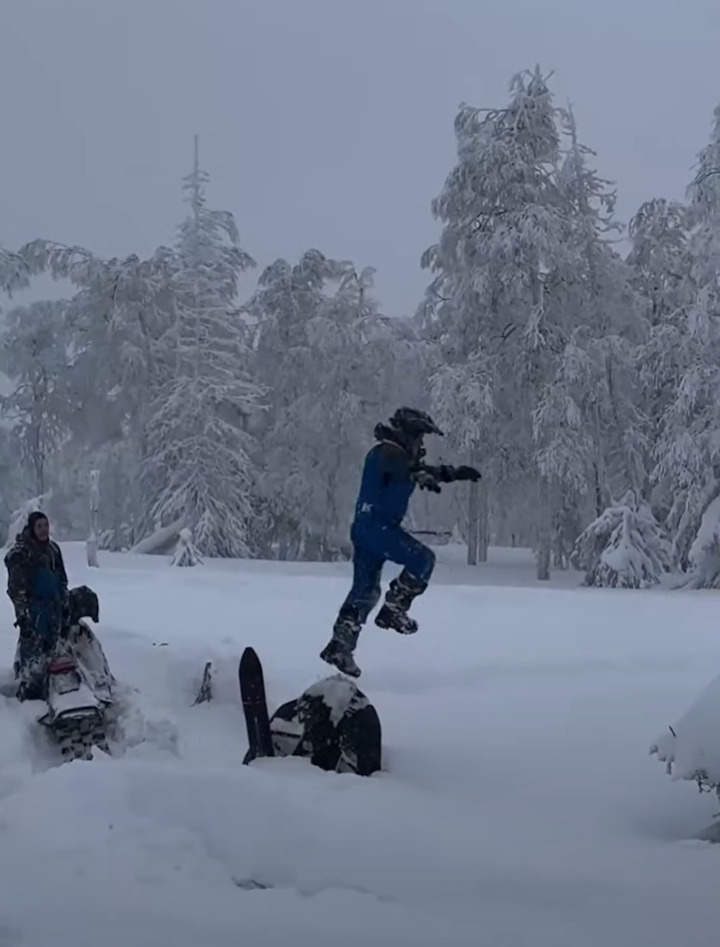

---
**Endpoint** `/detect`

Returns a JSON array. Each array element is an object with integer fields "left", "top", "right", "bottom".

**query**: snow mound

[
  {"left": 651, "top": 671, "right": 720, "bottom": 790},
  {"left": 2, "top": 544, "right": 720, "bottom": 944}
]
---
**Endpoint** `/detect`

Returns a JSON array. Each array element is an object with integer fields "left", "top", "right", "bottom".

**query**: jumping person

[{"left": 320, "top": 407, "right": 481, "bottom": 676}]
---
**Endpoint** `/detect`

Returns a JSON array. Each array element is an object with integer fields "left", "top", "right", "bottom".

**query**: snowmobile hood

[{"left": 69, "top": 586, "right": 99, "bottom": 624}]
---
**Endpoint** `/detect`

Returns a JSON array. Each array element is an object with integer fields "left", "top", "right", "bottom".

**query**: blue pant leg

[
  {"left": 338, "top": 545, "right": 384, "bottom": 624},
  {"left": 374, "top": 526, "right": 436, "bottom": 584}
]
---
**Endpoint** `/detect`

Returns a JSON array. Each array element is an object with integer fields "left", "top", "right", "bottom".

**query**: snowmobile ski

[
  {"left": 193, "top": 660, "right": 213, "bottom": 705},
  {"left": 239, "top": 647, "right": 274, "bottom": 763}
]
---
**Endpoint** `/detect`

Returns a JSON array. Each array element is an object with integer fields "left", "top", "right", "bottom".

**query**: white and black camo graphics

[
  {"left": 39, "top": 619, "right": 116, "bottom": 761},
  {"left": 268, "top": 675, "right": 381, "bottom": 776}
]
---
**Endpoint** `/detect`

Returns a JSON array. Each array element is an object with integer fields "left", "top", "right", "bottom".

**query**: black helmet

[{"left": 389, "top": 407, "right": 443, "bottom": 438}]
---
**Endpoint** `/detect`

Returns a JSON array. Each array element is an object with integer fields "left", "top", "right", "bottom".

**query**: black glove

[
  {"left": 453, "top": 465, "right": 481, "bottom": 482},
  {"left": 418, "top": 463, "right": 455, "bottom": 485},
  {"left": 413, "top": 469, "right": 442, "bottom": 493},
  {"left": 422, "top": 463, "right": 482, "bottom": 484}
]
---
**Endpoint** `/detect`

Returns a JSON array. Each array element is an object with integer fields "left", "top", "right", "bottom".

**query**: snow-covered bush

[
  {"left": 170, "top": 528, "right": 203, "bottom": 567},
  {"left": 570, "top": 491, "right": 673, "bottom": 588},
  {"left": 650, "top": 670, "right": 720, "bottom": 801},
  {"left": 682, "top": 495, "right": 720, "bottom": 589}
]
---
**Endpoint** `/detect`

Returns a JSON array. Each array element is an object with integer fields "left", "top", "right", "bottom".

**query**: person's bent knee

[
  {"left": 424, "top": 547, "right": 436, "bottom": 580},
  {"left": 416, "top": 546, "right": 436, "bottom": 584}
]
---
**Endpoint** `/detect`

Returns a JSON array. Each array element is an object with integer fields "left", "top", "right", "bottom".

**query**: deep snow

[{"left": 1, "top": 543, "right": 720, "bottom": 947}]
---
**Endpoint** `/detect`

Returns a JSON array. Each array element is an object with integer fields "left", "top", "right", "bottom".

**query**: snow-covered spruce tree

[
  {"left": 647, "top": 103, "right": 720, "bottom": 575},
  {"left": 570, "top": 490, "right": 672, "bottom": 588},
  {"left": 421, "top": 67, "right": 573, "bottom": 576},
  {"left": 141, "top": 137, "right": 262, "bottom": 558},
  {"left": 0, "top": 300, "right": 72, "bottom": 495},
  {"left": 533, "top": 106, "right": 646, "bottom": 551}
]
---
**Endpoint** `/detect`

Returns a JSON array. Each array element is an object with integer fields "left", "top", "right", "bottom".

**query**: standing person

[
  {"left": 4, "top": 511, "right": 71, "bottom": 700},
  {"left": 320, "top": 407, "right": 481, "bottom": 677}
]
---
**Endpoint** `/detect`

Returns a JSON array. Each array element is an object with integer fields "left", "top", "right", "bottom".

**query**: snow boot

[
  {"left": 15, "top": 651, "right": 50, "bottom": 702},
  {"left": 320, "top": 612, "right": 361, "bottom": 677},
  {"left": 374, "top": 570, "right": 426, "bottom": 635}
]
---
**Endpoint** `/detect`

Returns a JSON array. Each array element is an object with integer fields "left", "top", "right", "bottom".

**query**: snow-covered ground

[{"left": 1, "top": 543, "right": 720, "bottom": 947}]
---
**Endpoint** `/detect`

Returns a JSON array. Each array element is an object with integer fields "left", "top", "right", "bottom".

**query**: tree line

[{"left": 2, "top": 69, "right": 720, "bottom": 587}]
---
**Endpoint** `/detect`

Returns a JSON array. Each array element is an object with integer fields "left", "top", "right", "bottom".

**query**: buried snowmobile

[
  {"left": 239, "top": 646, "right": 382, "bottom": 777},
  {"left": 16, "top": 585, "right": 116, "bottom": 761}
]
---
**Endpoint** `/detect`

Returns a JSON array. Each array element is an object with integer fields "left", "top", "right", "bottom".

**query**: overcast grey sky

[{"left": 1, "top": 0, "right": 719, "bottom": 315}]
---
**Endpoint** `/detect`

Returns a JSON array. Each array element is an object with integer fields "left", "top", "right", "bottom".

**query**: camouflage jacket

[{"left": 4, "top": 527, "right": 69, "bottom": 615}]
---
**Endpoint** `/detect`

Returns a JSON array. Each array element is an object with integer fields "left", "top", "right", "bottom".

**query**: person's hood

[
  {"left": 17, "top": 525, "right": 49, "bottom": 547},
  {"left": 373, "top": 422, "right": 423, "bottom": 463}
]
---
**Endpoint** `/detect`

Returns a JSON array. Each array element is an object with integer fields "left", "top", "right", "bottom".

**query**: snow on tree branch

[
  {"left": 681, "top": 495, "right": 720, "bottom": 589},
  {"left": 570, "top": 491, "right": 673, "bottom": 588}
]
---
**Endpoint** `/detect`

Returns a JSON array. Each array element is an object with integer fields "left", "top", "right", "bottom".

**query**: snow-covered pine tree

[
  {"left": 252, "top": 253, "right": 330, "bottom": 556},
  {"left": 0, "top": 427, "right": 24, "bottom": 539},
  {"left": 248, "top": 249, "right": 340, "bottom": 557},
  {"left": 170, "top": 527, "right": 203, "bottom": 567},
  {"left": 682, "top": 495, "right": 720, "bottom": 588},
  {"left": 0, "top": 245, "right": 28, "bottom": 299},
  {"left": 648, "top": 103, "right": 720, "bottom": 574},
  {"left": 0, "top": 300, "right": 71, "bottom": 495},
  {"left": 142, "top": 137, "right": 262, "bottom": 558},
  {"left": 300, "top": 263, "right": 427, "bottom": 556},
  {"left": 570, "top": 490, "right": 673, "bottom": 588},
  {"left": 17, "top": 239, "right": 178, "bottom": 546},
  {"left": 421, "top": 67, "right": 572, "bottom": 576},
  {"left": 628, "top": 198, "right": 692, "bottom": 329},
  {"left": 250, "top": 252, "right": 426, "bottom": 559},
  {"left": 629, "top": 198, "right": 695, "bottom": 557},
  {"left": 533, "top": 106, "right": 645, "bottom": 551}
]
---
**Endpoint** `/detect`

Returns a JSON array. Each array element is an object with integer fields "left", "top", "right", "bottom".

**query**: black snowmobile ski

[
  {"left": 193, "top": 661, "right": 213, "bottom": 705},
  {"left": 240, "top": 647, "right": 274, "bottom": 764}
]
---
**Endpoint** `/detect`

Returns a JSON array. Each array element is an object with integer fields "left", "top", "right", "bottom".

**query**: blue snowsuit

[
  {"left": 5, "top": 526, "right": 70, "bottom": 697},
  {"left": 338, "top": 439, "right": 436, "bottom": 624}
]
